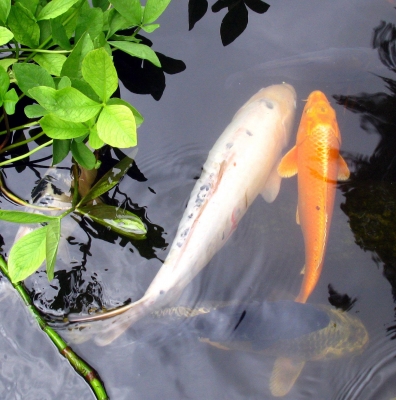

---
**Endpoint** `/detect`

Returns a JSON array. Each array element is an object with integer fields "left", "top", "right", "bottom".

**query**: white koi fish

[{"left": 67, "top": 83, "right": 297, "bottom": 346}]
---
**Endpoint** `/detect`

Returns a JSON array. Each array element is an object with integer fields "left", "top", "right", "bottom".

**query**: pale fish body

[{"left": 67, "top": 83, "right": 297, "bottom": 346}]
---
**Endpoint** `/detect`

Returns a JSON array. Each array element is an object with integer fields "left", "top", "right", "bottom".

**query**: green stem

[
  {"left": 6, "top": 48, "right": 71, "bottom": 54},
  {"left": 0, "top": 129, "right": 45, "bottom": 155},
  {"left": 0, "top": 121, "right": 40, "bottom": 135},
  {"left": 0, "top": 255, "right": 109, "bottom": 400},
  {"left": 0, "top": 139, "right": 53, "bottom": 167}
]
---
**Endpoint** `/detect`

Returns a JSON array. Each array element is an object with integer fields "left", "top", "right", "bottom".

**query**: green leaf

[
  {"left": 57, "top": 76, "right": 71, "bottom": 89},
  {"left": 78, "top": 150, "right": 136, "bottom": 205},
  {"left": 78, "top": 204, "right": 146, "bottom": 239},
  {"left": 70, "top": 78, "right": 100, "bottom": 102},
  {"left": 97, "top": 104, "right": 137, "bottom": 148},
  {"left": 61, "top": 33, "right": 94, "bottom": 79},
  {"left": 107, "top": 97, "right": 144, "bottom": 127},
  {"left": 0, "top": 0, "right": 11, "bottom": 25},
  {"left": 93, "top": 0, "right": 110, "bottom": 11},
  {"left": 0, "top": 66, "right": 9, "bottom": 100},
  {"left": 13, "top": 63, "right": 55, "bottom": 98},
  {"left": 110, "top": 0, "right": 142, "bottom": 26},
  {"left": 0, "top": 58, "right": 17, "bottom": 72},
  {"left": 88, "top": 125, "right": 104, "bottom": 150},
  {"left": 40, "top": 114, "right": 89, "bottom": 139},
  {"left": 33, "top": 53, "right": 67, "bottom": 77},
  {"left": 8, "top": 3, "right": 40, "bottom": 48},
  {"left": 17, "top": 0, "right": 39, "bottom": 15},
  {"left": 24, "top": 104, "right": 48, "bottom": 118},
  {"left": 0, "top": 209, "right": 58, "bottom": 223},
  {"left": 71, "top": 140, "right": 96, "bottom": 170},
  {"left": 45, "top": 219, "right": 60, "bottom": 281},
  {"left": 8, "top": 225, "right": 47, "bottom": 283},
  {"left": 37, "top": 0, "right": 80, "bottom": 21},
  {"left": 53, "top": 138, "right": 71, "bottom": 165},
  {"left": 75, "top": 6, "right": 103, "bottom": 43},
  {"left": 143, "top": 0, "right": 171, "bottom": 24},
  {"left": 82, "top": 48, "right": 118, "bottom": 102},
  {"left": 0, "top": 26, "right": 13, "bottom": 45},
  {"left": 51, "top": 17, "right": 72, "bottom": 50},
  {"left": 109, "top": 41, "right": 161, "bottom": 67},
  {"left": 105, "top": 8, "right": 129, "bottom": 39},
  {"left": 3, "top": 88, "right": 18, "bottom": 115},
  {"left": 141, "top": 23, "right": 160, "bottom": 33},
  {"left": 29, "top": 86, "right": 102, "bottom": 122}
]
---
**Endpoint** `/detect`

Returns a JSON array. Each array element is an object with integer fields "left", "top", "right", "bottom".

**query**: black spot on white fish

[
  {"left": 200, "top": 184, "right": 210, "bottom": 191},
  {"left": 259, "top": 98, "right": 274, "bottom": 109},
  {"left": 245, "top": 130, "right": 253, "bottom": 136},
  {"left": 226, "top": 142, "right": 233, "bottom": 149},
  {"left": 181, "top": 228, "right": 190, "bottom": 238},
  {"left": 188, "top": 213, "right": 193, "bottom": 219},
  {"left": 160, "top": 290, "right": 165, "bottom": 295}
]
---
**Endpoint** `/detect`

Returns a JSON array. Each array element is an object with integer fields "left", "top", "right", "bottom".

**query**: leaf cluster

[
  {"left": 188, "top": 0, "right": 270, "bottom": 46},
  {"left": 0, "top": 0, "right": 172, "bottom": 168}
]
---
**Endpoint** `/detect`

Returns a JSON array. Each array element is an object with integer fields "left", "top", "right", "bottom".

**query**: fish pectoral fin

[
  {"left": 300, "top": 264, "right": 305, "bottom": 274},
  {"left": 261, "top": 164, "right": 283, "bottom": 203},
  {"left": 337, "top": 155, "right": 350, "bottom": 181},
  {"left": 269, "top": 357, "right": 306, "bottom": 397},
  {"left": 199, "top": 337, "right": 232, "bottom": 351},
  {"left": 296, "top": 206, "right": 300, "bottom": 225},
  {"left": 277, "top": 146, "right": 298, "bottom": 178}
]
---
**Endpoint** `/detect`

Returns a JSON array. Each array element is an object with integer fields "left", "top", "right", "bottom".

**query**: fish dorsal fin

[
  {"left": 261, "top": 164, "right": 282, "bottom": 203},
  {"left": 337, "top": 155, "right": 350, "bottom": 181},
  {"left": 277, "top": 146, "right": 298, "bottom": 178},
  {"left": 269, "top": 357, "right": 306, "bottom": 397},
  {"left": 296, "top": 206, "right": 300, "bottom": 225}
]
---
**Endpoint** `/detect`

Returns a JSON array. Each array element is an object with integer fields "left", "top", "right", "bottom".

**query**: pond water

[{"left": 1, "top": 1, "right": 396, "bottom": 399}]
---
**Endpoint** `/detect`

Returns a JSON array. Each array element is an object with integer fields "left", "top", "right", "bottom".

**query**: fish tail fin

[{"left": 269, "top": 357, "right": 306, "bottom": 397}]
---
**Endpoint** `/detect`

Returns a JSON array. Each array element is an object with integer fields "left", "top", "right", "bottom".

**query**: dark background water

[{"left": 1, "top": 1, "right": 396, "bottom": 399}]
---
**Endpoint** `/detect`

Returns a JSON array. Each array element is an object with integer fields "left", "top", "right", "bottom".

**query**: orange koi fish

[{"left": 278, "top": 91, "right": 350, "bottom": 304}]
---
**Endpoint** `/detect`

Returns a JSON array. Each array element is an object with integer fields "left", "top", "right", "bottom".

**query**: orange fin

[
  {"left": 269, "top": 357, "right": 306, "bottom": 397},
  {"left": 277, "top": 146, "right": 298, "bottom": 178},
  {"left": 296, "top": 206, "right": 300, "bottom": 225},
  {"left": 199, "top": 337, "right": 231, "bottom": 351},
  {"left": 337, "top": 155, "right": 350, "bottom": 181},
  {"left": 262, "top": 164, "right": 282, "bottom": 203}
]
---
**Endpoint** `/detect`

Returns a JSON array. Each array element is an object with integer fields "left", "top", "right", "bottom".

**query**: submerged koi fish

[
  {"left": 67, "top": 83, "right": 297, "bottom": 345},
  {"left": 277, "top": 90, "right": 350, "bottom": 303},
  {"left": 185, "top": 301, "right": 367, "bottom": 397}
]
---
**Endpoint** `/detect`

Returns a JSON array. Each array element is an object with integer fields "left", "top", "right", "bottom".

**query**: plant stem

[
  {"left": 0, "top": 130, "right": 45, "bottom": 155},
  {"left": 0, "top": 121, "right": 39, "bottom": 135},
  {"left": 0, "top": 255, "right": 109, "bottom": 400},
  {"left": 0, "top": 139, "right": 53, "bottom": 167}
]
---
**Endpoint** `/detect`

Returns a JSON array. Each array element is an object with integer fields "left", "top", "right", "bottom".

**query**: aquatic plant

[{"left": 0, "top": 0, "right": 175, "bottom": 282}]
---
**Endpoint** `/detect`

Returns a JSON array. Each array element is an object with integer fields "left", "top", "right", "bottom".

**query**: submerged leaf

[
  {"left": 8, "top": 226, "right": 47, "bottom": 282},
  {"left": 78, "top": 204, "right": 146, "bottom": 239}
]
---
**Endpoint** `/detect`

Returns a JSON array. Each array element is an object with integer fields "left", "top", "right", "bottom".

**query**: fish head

[
  {"left": 240, "top": 83, "right": 297, "bottom": 146},
  {"left": 300, "top": 90, "right": 342, "bottom": 143}
]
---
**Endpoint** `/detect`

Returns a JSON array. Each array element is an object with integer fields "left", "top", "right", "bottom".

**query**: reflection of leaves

[
  {"left": 327, "top": 284, "right": 357, "bottom": 311},
  {"left": 373, "top": 21, "right": 396, "bottom": 72},
  {"left": 333, "top": 23, "right": 396, "bottom": 301},
  {"left": 113, "top": 35, "right": 186, "bottom": 101},
  {"left": 188, "top": 0, "right": 270, "bottom": 46}
]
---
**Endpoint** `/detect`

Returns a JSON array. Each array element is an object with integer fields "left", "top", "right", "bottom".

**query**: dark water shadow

[{"left": 333, "top": 20, "right": 396, "bottom": 338}]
